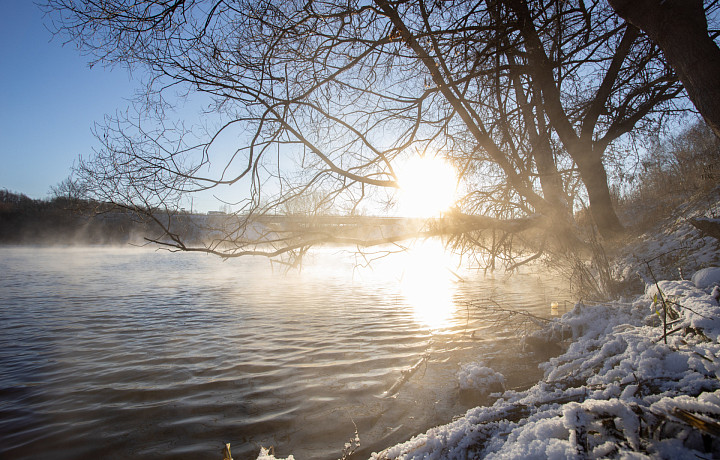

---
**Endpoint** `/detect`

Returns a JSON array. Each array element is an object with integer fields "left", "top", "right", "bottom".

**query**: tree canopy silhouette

[{"left": 44, "top": 0, "right": 711, "bottom": 266}]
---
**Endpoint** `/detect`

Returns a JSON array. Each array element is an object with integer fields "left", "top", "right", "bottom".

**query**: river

[{"left": 0, "top": 244, "right": 573, "bottom": 459}]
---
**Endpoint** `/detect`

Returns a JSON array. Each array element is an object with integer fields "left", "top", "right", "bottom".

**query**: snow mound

[
  {"left": 256, "top": 447, "right": 295, "bottom": 460},
  {"left": 692, "top": 267, "right": 720, "bottom": 289},
  {"left": 372, "top": 279, "right": 720, "bottom": 459},
  {"left": 457, "top": 362, "right": 505, "bottom": 393}
]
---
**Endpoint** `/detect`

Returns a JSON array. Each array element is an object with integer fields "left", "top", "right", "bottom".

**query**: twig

[
  {"left": 482, "top": 299, "right": 554, "bottom": 324},
  {"left": 665, "top": 298, "right": 713, "bottom": 319},
  {"left": 384, "top": 355, "right": 429, "bottom": 397},
  {"left": 653, "top": 325, "right": 685, "bottom": 343},
  {"left": 446, "top": 267, "right": 465, "bottom": 282},
  {"left": 646, "top": 262, "right": 669, "bottom": 344},
  {"left": 671, "top": 408, "right": 720, "bottom": 438},
  {"left": 339, "top": 419, "right": 360, "bottom": 460}
]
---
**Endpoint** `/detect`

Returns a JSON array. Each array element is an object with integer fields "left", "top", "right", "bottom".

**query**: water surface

[{"left": 0, "top": 245, "right": 572, "bottom": 459}]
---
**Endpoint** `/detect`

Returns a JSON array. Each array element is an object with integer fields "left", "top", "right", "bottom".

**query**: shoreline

[
  {"left": 368, "top": 269, "right": 720, "bottom": 459},
  {"left": 255, "top": 267, "right": 720, "bottom": 459}
]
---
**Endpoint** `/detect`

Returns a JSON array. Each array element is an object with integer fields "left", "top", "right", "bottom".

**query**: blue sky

[
  {"left": 0, "top": 0, "right": 137, "bottom": 200},
  {"left": 0, "top": 0, "right": 263, "bottom": 212}
]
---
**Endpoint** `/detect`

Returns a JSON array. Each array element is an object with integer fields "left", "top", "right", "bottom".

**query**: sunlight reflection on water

[
  {"left": 305, "top": 239, "right": 462, "bottom": 330},
  {"left": 399, "top": 239, "right": 459, "bottom": 329}
]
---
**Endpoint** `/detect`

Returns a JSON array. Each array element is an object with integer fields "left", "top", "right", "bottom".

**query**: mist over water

[{"left": 0, "top": 246, "right": 573, "bottom": 459}]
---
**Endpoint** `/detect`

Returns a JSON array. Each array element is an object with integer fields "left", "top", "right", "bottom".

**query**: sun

[{"left": 396, "top": 156, "right": 458, "bottom": 218}]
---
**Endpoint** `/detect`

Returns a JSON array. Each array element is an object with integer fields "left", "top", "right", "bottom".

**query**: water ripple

[{"left": 0, "top": 246, "right": 572, "bottom": 459}]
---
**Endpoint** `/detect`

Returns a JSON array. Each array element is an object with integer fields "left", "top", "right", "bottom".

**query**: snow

[
  {"left": 612, "top": 189, "right": 720, "bottom": 288},
  {"left": 457, "top": 362, "right": 505, "bottom": 393},
  {"left": 256, "top": 447, "right": 295, "bottom": 460},
  {"left": 692, "top": 267, "right": 720, "bottom": 289}
]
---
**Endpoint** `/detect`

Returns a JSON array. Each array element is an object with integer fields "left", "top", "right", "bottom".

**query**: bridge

[{"left": 255, "top": 215, "right": 429, "bottom": 237}]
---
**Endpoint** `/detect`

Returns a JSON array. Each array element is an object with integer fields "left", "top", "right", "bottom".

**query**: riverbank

[
  {"left": 369, "top": 267, "right": 720, "bottom": 458},
  {"left": 253, "top": 289, "right": 720, "bottom": 459}
]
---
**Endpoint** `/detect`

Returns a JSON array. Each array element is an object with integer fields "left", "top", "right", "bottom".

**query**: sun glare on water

[
  {"left": 399, "top": 239, "right": 460, "bottom": 329},
  {"left": 396, "top": 156, "right": 458, "bottom": 218},
  {"left": 352, "top": 239, "right": 461, "bottom": 330}
]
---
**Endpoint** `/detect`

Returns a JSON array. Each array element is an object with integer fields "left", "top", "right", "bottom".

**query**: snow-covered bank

[
  {"left": 369, "top": 268, "right": 720, "bottom": 459},
  {"left": 614, "top": 187, "right": 720, "bottom": 289}
]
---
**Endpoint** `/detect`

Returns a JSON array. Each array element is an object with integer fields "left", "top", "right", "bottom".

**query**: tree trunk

[
  {"left": 609, "top": 0, "right": 720, "bottom": 139},
  {"left": 575, "top": 153, "right": 624, "bottom": 238},
  {"left": 535, "top": 141, "right": 569, "bottom": 213}
]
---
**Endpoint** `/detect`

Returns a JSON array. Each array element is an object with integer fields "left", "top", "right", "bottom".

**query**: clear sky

[{"left": 0, "top": 0, "right": 137, "bottom": 200}]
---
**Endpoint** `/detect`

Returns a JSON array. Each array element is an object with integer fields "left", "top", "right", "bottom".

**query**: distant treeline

[{"left": 0, "top": 190, "right": 150, "bottom": 245}]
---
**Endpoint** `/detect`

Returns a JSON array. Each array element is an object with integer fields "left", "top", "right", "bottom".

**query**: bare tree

[
  {"left": 43, "top": 0, "right": 702, "bottom": 267},
  {"left": 50, "top": 176, "right": 87, "bottom": 201}
]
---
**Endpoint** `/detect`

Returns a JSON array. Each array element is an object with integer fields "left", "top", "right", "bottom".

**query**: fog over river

[{"left": 0, "top": 245, "right": 573, "bottom": 459}]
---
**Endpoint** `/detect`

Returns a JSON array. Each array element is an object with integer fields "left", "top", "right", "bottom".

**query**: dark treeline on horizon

[{"left": 0, "top": 189, "right": 148, "bottom": 245}]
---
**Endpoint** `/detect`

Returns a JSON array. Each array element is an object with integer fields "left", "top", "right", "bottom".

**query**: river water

[{"left": 0, "top": 245, "right": 573, "bottom": 459}]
